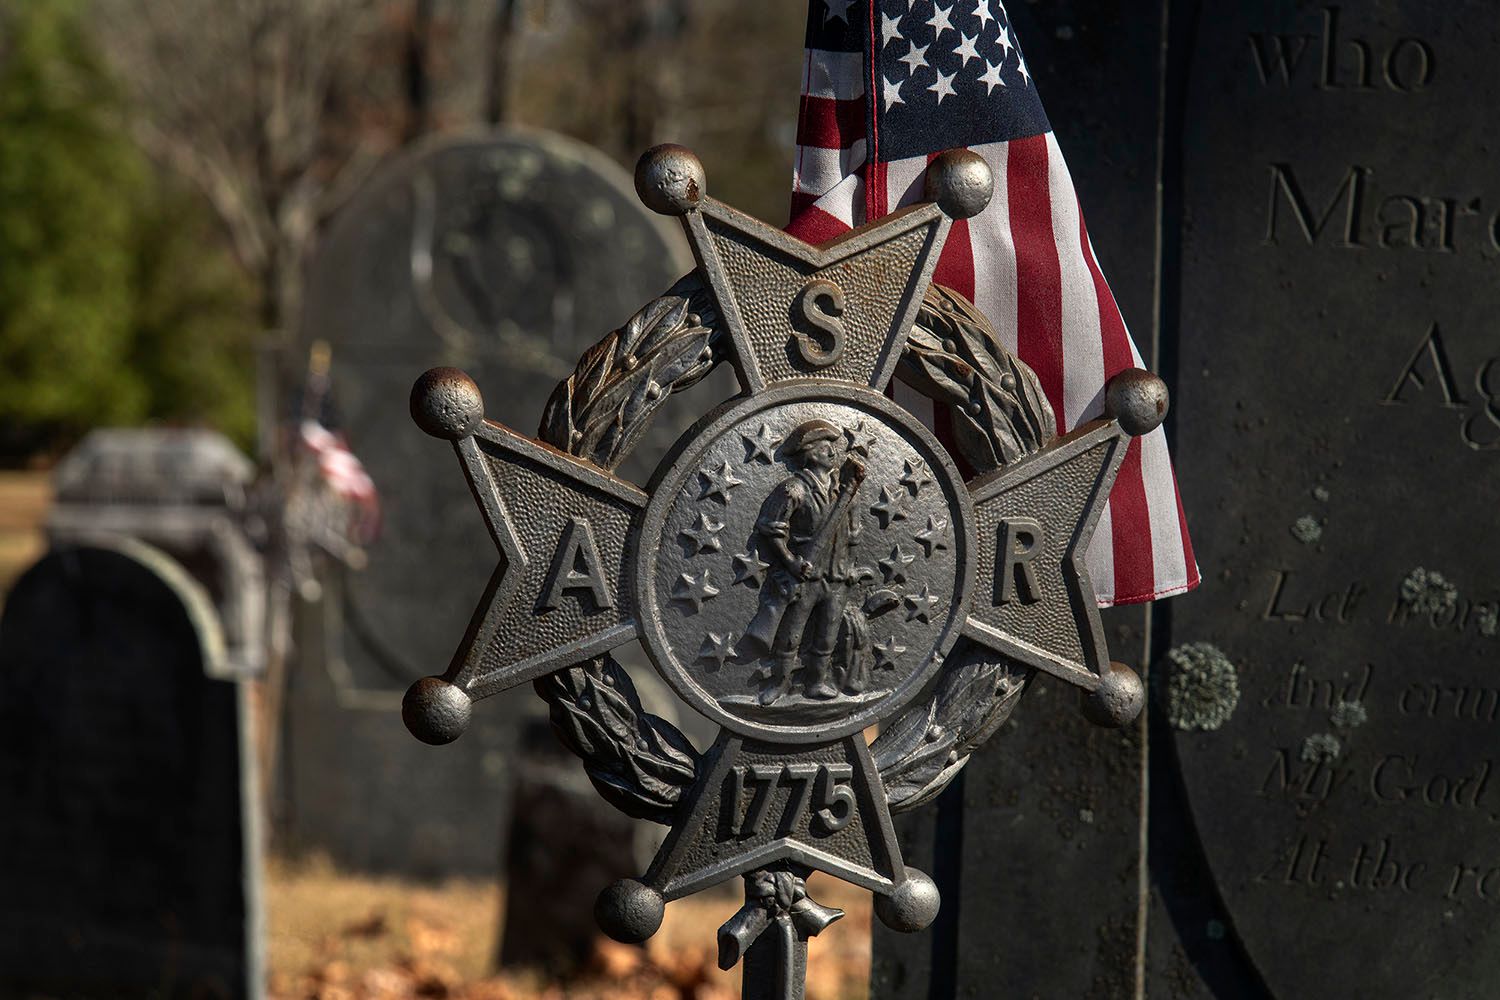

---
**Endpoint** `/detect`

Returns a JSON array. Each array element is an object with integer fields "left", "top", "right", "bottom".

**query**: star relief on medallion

[
  {"left": 879, "top": 544, "right": 916, "bottom": 584},
  {"left": 741, "top": 423, "right": 778, "bottom": 464},
  {"left": 698, "top": 460, "right": 744, "bottom": 504},
  {"left": 672, "top": 569, "right": 720, "bottom": 613},
  {"left": 680, "top": 512, "right": 724, "bottom": 555},
  {"left": 870, "top": 485, "right": 911, "bottom": 529},
  {"left": 695, "top": 631, "right": 737, "bottom": 670},
  {"left": 731, "top": 550, "right": 771, "bottom": 588},
  {"left": 900, "top": 458, "right": 933, "bottom": 495},
  {"left": 914, "top": 514, "right": 950, "bottom": 556}
]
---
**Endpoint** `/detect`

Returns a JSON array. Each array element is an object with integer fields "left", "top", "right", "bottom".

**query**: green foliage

[{"left": 0, "top": 0, "right": 257, "bottom": 456}]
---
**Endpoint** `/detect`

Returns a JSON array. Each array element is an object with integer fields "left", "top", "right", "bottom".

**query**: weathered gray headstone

[
  {"left": 0, "top": 540, "right": 261, "bottom": 999},
  {"left": 1167, "top": 3, "right": 1500, "bottom": 997},
  {"left": 286, "top": 128, "right": 696, "bottom": 875},
  {"left": 46, "top": 429, "right": 267, "bottom": 680}
]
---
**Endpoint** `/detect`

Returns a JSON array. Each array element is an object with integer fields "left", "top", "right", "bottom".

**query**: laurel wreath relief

[{"left": 531, "top": 273, "right": 1054, "bottom": 820}]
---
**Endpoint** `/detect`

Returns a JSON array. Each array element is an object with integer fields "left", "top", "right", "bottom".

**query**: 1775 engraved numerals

[{"left": 723, "top": 762, "right": 855, "bottom": 839}]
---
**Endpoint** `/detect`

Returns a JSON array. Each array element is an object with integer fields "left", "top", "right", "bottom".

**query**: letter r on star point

[{"left": 960, "top": 420, "right": 1130, "bottom": 694}]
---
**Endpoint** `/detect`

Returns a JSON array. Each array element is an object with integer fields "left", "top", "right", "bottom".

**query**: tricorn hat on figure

[{"left": 783, "top": 419, "right": 840, "bottom": 457}]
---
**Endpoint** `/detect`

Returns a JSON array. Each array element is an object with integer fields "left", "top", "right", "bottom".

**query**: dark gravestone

[
  {"left": 1167, "top": 3, "right": 1500, "bottom": 997},
  {"left": 0, "top": 541, "right": 259, "bottom": 999},
  {"left": 874, "top": 2, "right": 1500, "bottom": 998},
  {"left": 286, "top": 128, "right": 695, "bottom": 876}
]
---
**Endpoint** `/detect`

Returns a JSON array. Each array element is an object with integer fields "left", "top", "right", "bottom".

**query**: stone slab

[
  {"left": 0, "top": 541, "right": 259, "bottom": 999},
  {"left": 1166, "top": 3, "right": 1500, "bottom": 998}
]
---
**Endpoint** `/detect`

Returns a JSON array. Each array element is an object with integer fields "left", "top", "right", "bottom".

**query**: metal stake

[{"left": 719, "top": 868, "right": 841, "bottom": 1000}]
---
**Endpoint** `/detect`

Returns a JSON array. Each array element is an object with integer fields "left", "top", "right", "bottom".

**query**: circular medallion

[{"left": 635, "top": 382, "right": 975, "bottom": 743}]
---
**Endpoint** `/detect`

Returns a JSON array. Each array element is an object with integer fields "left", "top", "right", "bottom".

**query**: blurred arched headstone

[
  {"left": 0, "top": 540, "right": 259, "bottom": 999},
  {"left": 288, "top": 128, "right": 699, "bottom": 876}
]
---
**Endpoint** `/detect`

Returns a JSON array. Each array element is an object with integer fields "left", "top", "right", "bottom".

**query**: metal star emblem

[
  {"left": 698, "top": 460, "right": 744, "bottom": 504},
  {"left": 870, "top": 486, "right": 910, "bottom": 529},
  {"left": 872, "top": 636, "right": 907, "bottom": 671},
  {"left": 914, "top": 515, "right": 950, "bottom": 556},
  {"left": 741, "top": 423, "right": 778, "bottom": 464},
  {"left": 845, "top": 420, "right": 878, "bottom": 456},
  {"left": 672, "top": 570, "right": 720, "bottom": 613},
  {"left": 904, "top": 585, "right": 940, "bottom": 623},
  {"left": 679, "top": 513, "right": 724, "bottom": 555},
  {"left": 696, "top": 631, "right": 737, "bottom": 670},
  {"left": 900, "top": 458, "right": 933, "bottom": 495},
  {"left": 879, "top": 544, "right": 916, "bottom": 584},
  {"left": 402, "top": 144, "right": 1167, "bottom": 1000},
  {"left": 731, "top": 550, "right": 771, "bottom": 588}
]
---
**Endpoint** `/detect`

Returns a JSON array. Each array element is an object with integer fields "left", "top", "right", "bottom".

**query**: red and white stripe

[{"left": 787, "top": 46, "right": 1198, "bottom": 606}]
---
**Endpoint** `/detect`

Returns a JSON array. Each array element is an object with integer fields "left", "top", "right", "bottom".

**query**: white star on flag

[
  {"left": 996, "top": 25, "right": 1013, "bottom": 56},
  {"left": 954, "top": 31, "right": 980, "bottom": 65},
  {"left": 927, "top": 67, "right": 957, "bottom": 102},
  {"left": 1016, "top": 52, "right": 1031, "bottom": 86},
  {"left": 897, "top": 40, "right": 929, "bottom": 76},
  {"left": 972, "top": 0, "right": 994, "bottom": 29},
  {"left": 881, "top": 10, "right": 903, "bottom": 47},
  {"left": 927, "top": 2, "right": 955, "bottom": 38},
  {"left": 977, "top": 59, "right": 1006, "bottom": 93},
  {"left": 882, "top": 75, "right": 905, "bottom": 110}
]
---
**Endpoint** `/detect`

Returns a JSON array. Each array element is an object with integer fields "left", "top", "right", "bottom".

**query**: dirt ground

[
  {"left": 0, "top": 471, "right": 49, "bottom": 591},
  {"left": 266, "top": 856, "right": 873, "bottom": 1000}
]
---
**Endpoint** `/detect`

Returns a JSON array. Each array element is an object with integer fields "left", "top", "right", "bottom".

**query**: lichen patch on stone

[{"left": 1165, "top": 642, "right": 1240, "bottom": 732}]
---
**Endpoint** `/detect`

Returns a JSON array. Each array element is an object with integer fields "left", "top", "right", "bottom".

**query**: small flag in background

[{"left": 787, "top": 0, "right": 1198, "bottom": 606}]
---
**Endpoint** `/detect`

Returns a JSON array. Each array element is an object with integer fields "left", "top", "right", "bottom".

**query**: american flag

[
  {"left": 299, "top": 419, "right": 381, "bottom": 542},
  {"left": 787, "top": 0, "right": 1198, "bottom": 606}
]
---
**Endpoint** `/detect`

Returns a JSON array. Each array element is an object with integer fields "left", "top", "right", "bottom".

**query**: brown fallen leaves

[{"left": 267, "top": 858, "right": 870, "bottom": 1000}]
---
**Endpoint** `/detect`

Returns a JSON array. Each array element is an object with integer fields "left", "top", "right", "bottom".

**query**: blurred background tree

[
  {"left": 0, "top": 0, "right": 258, "bottom": 457},
  {"left": 0, "top": 0, "right": 804, "bottom": 462}
]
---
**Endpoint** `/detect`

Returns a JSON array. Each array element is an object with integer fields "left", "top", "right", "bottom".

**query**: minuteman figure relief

[{"left": 743, "top": 419, "right": 876, "bottom": 705}]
